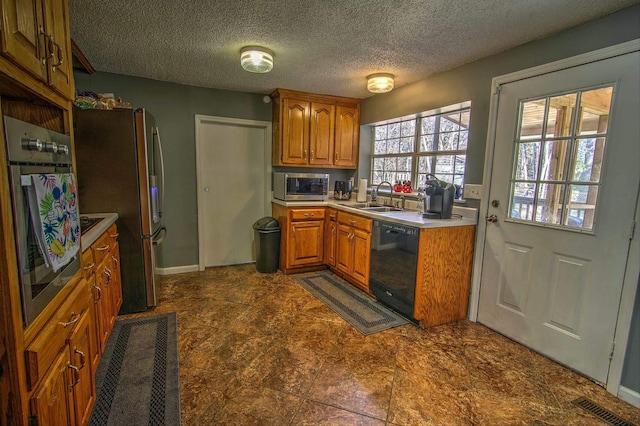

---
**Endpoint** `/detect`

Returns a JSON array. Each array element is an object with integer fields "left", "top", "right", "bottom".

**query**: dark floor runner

[
  {"left": 89, "top": 313, "right": 180, "bottom": 426},
  {"left": 294, "top": 272, "right": 409, "bottom": 335}
]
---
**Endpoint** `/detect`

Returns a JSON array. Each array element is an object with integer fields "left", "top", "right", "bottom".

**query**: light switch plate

[{"left": 464, "top": 184, "right": 483, "bottom": 199}]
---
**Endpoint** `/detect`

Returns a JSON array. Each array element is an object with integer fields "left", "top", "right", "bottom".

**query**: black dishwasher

[{"left": 369, "top": 220, "right": 419, "bottom": 321}]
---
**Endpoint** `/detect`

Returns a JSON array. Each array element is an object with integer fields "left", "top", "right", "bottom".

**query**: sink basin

[
  {"left": 359, "top": 206, "right": 403, "bottom": 212},
  {"left": 349, "top": 203, "right": 404, "bottom": 212}
]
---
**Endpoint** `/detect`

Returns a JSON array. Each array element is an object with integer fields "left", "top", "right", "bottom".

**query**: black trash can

[{"left": 253, "top": 217, "right": 281, "bottom": 273}]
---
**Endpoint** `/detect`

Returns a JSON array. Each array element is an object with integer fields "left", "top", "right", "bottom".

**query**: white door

[
  {"left": 196, "top": 116, "right": 270, "bottom": 268},
  {"left": 477, "top": 51, "right": 639, "bottom": 384}
]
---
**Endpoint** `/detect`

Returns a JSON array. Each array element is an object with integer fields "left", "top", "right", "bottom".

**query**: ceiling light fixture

[
  {"left": 240, "top": 46, "right": 274, "bottom": 73},
  {"left": 367, "top": 73, "right": 395, "bottom": 93}
]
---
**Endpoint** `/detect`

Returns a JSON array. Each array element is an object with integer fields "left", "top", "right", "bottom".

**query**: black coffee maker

[
  {"left": 334, "top": 180, "right": 353, "bottom": 200},
  {"left": 422, "top": 174, "right": 455, "bottom": 219}
]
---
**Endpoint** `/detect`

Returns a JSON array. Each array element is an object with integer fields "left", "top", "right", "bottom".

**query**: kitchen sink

[
  {"left": 359, "top": 206, "right": 403, "bottom": 212},
  {"left": 348, "top": 203, "right": 404, "bottom": 212}
]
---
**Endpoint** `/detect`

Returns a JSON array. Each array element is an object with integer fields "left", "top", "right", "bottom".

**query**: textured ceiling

[{"left": 69, "top": 0, "right": 638, "bottom": 99}]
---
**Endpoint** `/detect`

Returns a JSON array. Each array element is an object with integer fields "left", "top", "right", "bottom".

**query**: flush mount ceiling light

[
  {"left": 240, "top": 46, "right": 274, "bottom": 73},
  {"left": 367, "top": 73, "right": 395, "bottom": 93}
]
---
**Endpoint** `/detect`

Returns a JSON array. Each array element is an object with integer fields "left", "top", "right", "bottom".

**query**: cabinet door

[
  {"left": 351, "top": 228, "right": 371, "bottom": 291},
  {"left": 324, "top": 219, "right": 337, "bottom": 268},
  {"left": 110, "top": 243, "right": 123, "bottom": 315},
  {"left": 68, "top": 311, "right": 95, "bottom": 426},
  {"left": 94, "top": 261, "right": 111, "bottom": 352},
  {"left": 88, "top": 276, "right": 101, "bottom": 374},
  {"left": 281, "top": 98, "right": 310, "bottom": 165},
  {"left": 30, "top": 347, "right": 74, "bottom": 426},
  {"left": 335, "top": 224, "right": 352, "bottom": 276},
  {"left": 43, "top": 0, "right": 73, "bottom": 98},
  {"left": 334, "top": 105, "right": 359, "bottom": 168},
  {"left": 288, "top": 220, "right": 324, "bottom": 267},
  {"left": 309, "top": 102, "right": 335, "bottom": 166},
  {"left": 0, "top": 0, "right": 48, "bottom": 81}
]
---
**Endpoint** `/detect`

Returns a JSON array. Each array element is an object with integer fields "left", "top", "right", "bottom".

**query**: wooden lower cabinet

[
  {"left": 413, "top": 225, "right": 476, "bottom": 328},
  {"left": 272, "top": 204, "right": 327, "bottom": 273},
  {"left": 324, "top": 208, "right": 337, "bottom": 267},
  {"left": 67, "top": 310, "right": 95, "bottom": 426},
  {"left": 27, "top": 277, "right": 96, "bottom": 426},
  {"left": 30, "top": 347, "right": 75, "bottom": 426},
  {"left": 288, "top": 220, "right": 324, "bottom": 266},
  {"left": 334, "top": 211, "right": 371, "bottom": 292}
]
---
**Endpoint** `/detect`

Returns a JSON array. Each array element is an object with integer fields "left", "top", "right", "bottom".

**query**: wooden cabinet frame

[{"left": 271, "top": 89, "right": 361, "bottom": 169}]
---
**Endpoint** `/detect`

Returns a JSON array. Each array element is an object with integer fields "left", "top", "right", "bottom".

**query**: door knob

[
  {"left": 486, "top": 214, "right": 498, "bottom": 223},
  {"left": 204, "top": 187, "right": 209, "bottom": 192}
]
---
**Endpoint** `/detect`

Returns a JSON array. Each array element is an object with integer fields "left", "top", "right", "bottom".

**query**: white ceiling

[{"left": 69, "top": 0, "right": 638, "bottom": 99}]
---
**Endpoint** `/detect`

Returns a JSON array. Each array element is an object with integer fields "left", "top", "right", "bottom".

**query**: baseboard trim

[
  {"left": 155, "top": 265, "right": 199, "bottom": 275},
  {"left": 618, "top": 385, "right": 640, "bottom": 408}
]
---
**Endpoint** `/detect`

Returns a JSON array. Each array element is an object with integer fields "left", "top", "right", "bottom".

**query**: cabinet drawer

[
  {"left": 107, "top": 223, "right": 119, "bottom": 248},
  {"left": 92, "top": 231, "right": 111, "bottom": 264},
  {"left": 81, "top": 249, "right": 95, "bottom": 280},
  {"left": 337, "top": 211, "right": 372, "bottom": 232},
  {"left": 290, "top": 208, "right": 325, "bottom": 221},
  {"left": 326, "top": 208, "right": 338, "bottom": 222},
  {"left": 25, "top": 277, "right": 91, "bottom": 390}
]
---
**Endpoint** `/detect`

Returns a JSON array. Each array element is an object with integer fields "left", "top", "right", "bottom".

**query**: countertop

[
  {"left": 271, "top": 199, "right": 478, "bottom": 229},
  {"left": 80, "top": 213, "right": 119, "bottom": 251}
]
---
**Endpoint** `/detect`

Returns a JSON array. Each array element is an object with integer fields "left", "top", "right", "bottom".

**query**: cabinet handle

[
  {"left": 335, "top": 152, "right": 339, "bottom": 162},
  {"left": 349, "top": 220, "right": 356, "bottom": 225},
  {"left": 291, "top": 227, "right": 295, "bottom": 237},
  {"left": 74, "top": 348, "right": 86, "bottom": 369},
  {"left": 303, "top": 213, "right": 314, "bottom": 217},
  {"left": 39, "top": 28, "right": 54, "bottom": 64},
  {"left": 68, "top": 364, "right": 81, "bottom": 392},
  {"left": 303, "top": 150, "right": 307, "bottom": 160},
  {"left": 110, "top": 232, "right": 120, "bottom": 239},
  {"left": 93, "top": 284, "right": 102, "bottom": 301},
  {"left": 104, "top": 268, "right": 112, "bottom": 285},
  {"left": 112, "top": 256, "right": 119, "bottom": 269},
  {"left": 51, "top": 41, "right": 63, "bottom": 69},
  {"left": 310, "top": 150, "right": 314, "bottom": 160},
  {"left": 83, "top": 262, "right": 95, "bottom": 271},
  {"left": 96, "top": 245, "right": 109, "bottom": 251},
  {"left": 61, "top": 312, "right": 79, "bottom": 328}
]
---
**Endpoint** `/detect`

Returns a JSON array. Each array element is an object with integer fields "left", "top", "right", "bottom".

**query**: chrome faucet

[{"left": 376, "top": 181, "right": 394, "bottom": 207}]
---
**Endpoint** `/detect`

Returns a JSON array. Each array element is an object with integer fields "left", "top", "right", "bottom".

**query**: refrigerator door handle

[
  {"left": 151, "top": 226, "right": 167, "bottom": 246},
  {"left": 153, "top": 127, "right": 165, "bottom": 219}
]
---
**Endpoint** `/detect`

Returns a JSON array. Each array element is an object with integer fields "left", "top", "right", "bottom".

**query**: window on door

[
  {"left": 508, "top": 85, "right": 614, "bottom": 231},
  {"left": 371, "top": 104, "right": 471, "bottom": 189}
]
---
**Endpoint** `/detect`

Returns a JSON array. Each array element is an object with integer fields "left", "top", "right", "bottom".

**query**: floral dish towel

[{"left": 27, "top": 173, "right": 80, "bottom": 272}]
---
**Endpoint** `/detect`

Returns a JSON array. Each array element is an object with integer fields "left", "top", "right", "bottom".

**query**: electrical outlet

[{"left": 464, "top": 184, "right": 483, "bottom": 199}]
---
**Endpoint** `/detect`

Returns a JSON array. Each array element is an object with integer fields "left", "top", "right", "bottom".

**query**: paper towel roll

[{"left": 357, "top": 179, "right": 368, "bottom": 202}]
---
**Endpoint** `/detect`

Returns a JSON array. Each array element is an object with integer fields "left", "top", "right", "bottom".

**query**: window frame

[
  {"left": 505, "top": 83, "right": 615, "bottom": 234},
  {"left": 370, "top": 102, "right": 472, "bottom": 191}
]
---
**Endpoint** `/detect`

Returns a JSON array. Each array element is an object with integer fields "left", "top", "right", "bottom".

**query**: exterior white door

[
  {"left": 196, "top": 117, "right": 270, "bottom": 268},
  {"left": 477, "top": 51, "right": 639, "bottom": 384}
]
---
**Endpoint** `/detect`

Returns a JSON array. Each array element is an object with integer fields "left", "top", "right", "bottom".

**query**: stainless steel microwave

[{"left": 273, "top": 172, "right": 329, "bottom": 201}]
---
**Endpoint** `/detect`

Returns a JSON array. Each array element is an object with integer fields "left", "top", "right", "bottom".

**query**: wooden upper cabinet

[
  {"left": 0, "top": 0, "right": 47, "bottom": 81},
  {"left": 334, "top": 105, "right": 359, "bottom": 168},
  {"left": 0, "top": 0, "right": 74, "bottom": 100},
  {"left": 309, "top": 102, "right": 335, "bottom": 166},
  {"left": 43, "top": 0, "right": 73, "bottom": 98},
  {"left": 282, "top": 98, "right": 310, "bottom": 165},
  {"left": 272, "top": 89, "right": 361, "bottom": 169}
]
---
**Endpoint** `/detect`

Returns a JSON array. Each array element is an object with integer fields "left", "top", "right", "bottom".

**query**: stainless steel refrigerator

[{"left": 74, "top": 108, "right": 166, "bottom": 314}]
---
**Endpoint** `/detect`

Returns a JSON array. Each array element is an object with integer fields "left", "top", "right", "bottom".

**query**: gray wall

[
  {"left": 360, "top": 5, "right": 640, "bottom": 394},
  {"left": 74, "top": 72, "right": 271, "bottom": 268},
  {"left": 360, "top": 6, "right": 640, "bottom": 187}
]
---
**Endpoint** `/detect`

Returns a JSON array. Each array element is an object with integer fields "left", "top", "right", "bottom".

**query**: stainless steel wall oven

[{"left": 3, "top": 116, "right": 80, "bottom": 327}]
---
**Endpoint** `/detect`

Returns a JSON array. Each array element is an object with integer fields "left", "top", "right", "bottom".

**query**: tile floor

[{"left": 135, "top": 264, "right": 640, "bottom": 425}]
